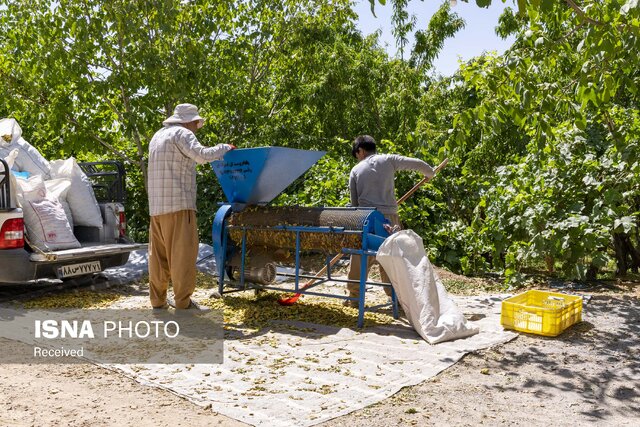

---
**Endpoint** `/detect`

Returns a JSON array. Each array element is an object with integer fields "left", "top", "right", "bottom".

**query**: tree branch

[
  {"left": 66, "top": 115, "right": 135, "bottom": 165},
  {"left": 602, "top": 110, "right": 623, "bottom": 144},
  {"left": 565, "top": 0, "right": 603, "bottom": 26}
]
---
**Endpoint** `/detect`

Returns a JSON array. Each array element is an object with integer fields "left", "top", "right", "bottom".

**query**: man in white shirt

[
  {"left": 346, "top": 135, "right": 434, "bottom": 306},
  {"left": 147, "top": 103, "right": 234, "bottom": 310}
]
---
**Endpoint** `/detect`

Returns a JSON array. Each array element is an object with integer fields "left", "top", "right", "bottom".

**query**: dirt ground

[{"left": 1, "top": 270, "right": 638, "bottom": 427}]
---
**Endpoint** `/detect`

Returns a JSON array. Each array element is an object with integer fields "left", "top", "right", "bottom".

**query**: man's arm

[
  {"left": 349, "top": 171, "right": 359, "bottom": 207},
  {"left": 388, "top": 154, "right": 435, "bottom": 178},
  {"left": 175, "top": 128, "right": 232, "bottom": 164}
]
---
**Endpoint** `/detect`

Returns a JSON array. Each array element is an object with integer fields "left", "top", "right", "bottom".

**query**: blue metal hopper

[{"left": 211, "top": 147, "right": 325, "bottom": 205}]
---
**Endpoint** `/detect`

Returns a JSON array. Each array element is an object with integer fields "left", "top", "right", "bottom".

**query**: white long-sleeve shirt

[
  {"left": 349, "top": 154, "right": 434, "bottom": 215},
  {"left": 147, "top": 125, "right": 231, "bottom": 216}
]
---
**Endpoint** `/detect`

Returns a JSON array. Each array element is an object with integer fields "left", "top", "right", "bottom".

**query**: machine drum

[{"left": 227, "top": 206, "right": 373, "bottom": 253}]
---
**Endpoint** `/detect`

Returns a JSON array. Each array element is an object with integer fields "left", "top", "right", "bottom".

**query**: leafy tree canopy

[{"left": 2, "top": 0, "right": 639, "bottom": 283}]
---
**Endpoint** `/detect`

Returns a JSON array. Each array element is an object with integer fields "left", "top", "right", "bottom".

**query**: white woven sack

[
  {"left": 49, "top": 157, "right": 102, "bottom": 228},
  {"left": 44, "top": 178, "right": 74, "bottom": 229},
  {"left": 0, "top": 118, "right": 51, "bottom": 178},
  {"left": 0, "top": 117, "right": 22, "bottom": 144},
  {"left": 12, "top": 137, "right": 52, "bottom": 178},
  {"left": 376, "top": 230, "right": 479, "bottom": 344},
  {"left": 15, "top": 175, "right": 80, "bottom": 251}
]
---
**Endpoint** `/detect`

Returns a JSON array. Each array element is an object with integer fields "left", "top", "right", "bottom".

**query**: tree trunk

[
  {"left": 614, "top": 232, "right": 628, "bottom": 276},
  {"left": 614, "top": 232, "right": 640, "bottom": 276},
  {"left": 545, "top": 255, "right": 554, "bottom": 273},
  {"left": 622, "top": 233, "right": 640, "bottom": 273}
]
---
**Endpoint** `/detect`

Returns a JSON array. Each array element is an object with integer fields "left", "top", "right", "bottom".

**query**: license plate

[{"left": 57, "top": 261, "right": 102, "bottom": 278}]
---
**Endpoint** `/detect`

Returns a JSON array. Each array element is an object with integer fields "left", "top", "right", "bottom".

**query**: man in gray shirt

[{"left": 346, "top": 135, "right": 434, "bottom": 306}]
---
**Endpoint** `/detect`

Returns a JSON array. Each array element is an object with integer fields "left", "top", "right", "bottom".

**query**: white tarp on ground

[
  {"left": 95, "top": 246, "right": 516, "bottom": 426},
  {"left": 377, "top": 230, "right": 479, "bottom": 344},
  {"left": 101, "top": 244, "right": 217, "bottom": 285},
  {"left": 104, "top": 294, "right": 514, "bottom": 427}
]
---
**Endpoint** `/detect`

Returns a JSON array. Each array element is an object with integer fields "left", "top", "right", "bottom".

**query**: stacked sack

[{"left": 1, "top": 118, "right": 104, "bottom": 251}]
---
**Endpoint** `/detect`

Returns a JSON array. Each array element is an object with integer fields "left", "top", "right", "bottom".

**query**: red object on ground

[{"left": 277, "top": 253, "right": 343, "bottom": 306}]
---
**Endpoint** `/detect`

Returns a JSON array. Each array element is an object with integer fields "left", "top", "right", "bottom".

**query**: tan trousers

[
  {"left": 347, "top": 213, "right": 401, "bottom": 298},
  {"left": 149, "top": 210, "right": 199, "bottom": 309}
]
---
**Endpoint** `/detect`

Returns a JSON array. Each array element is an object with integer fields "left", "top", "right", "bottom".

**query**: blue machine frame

[
  {"left": 210, "top": 147, "right": 398, "bottom": 328},
  {"left": 212, "top": 205, "right": 398, "bottom": 328}
]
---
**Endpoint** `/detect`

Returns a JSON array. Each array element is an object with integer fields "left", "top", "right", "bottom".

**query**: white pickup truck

[{"left": 0, "top": 159, "right": 146, "bottom": 284}]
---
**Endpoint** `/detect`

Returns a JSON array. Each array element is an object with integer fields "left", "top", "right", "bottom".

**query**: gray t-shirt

[{"left": 349, "top": 154, "right": 434, "bottom": 215}]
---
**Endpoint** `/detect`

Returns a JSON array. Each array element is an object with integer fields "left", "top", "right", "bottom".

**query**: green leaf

[
  {"left": 540, "top": 0, "right": 554, "bottom": 12},
  {"left": 614, "top": 216, "right": 635, "bottom": 233},
  {"left": 603, "top": 75, "right": 616, "bottom": 101},
  {"left": 368, "top": 0, "right": 384, "bottom": 18},
  {"left": 522, "top": 89, "right": 531, "bottom": 109},
  {"left": 591, "top": 252, "right": 609, "bottom": 268}
]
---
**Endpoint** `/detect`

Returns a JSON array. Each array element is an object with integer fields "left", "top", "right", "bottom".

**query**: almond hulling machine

[{"left": 210, "top": 147, "right": 397, "bottom": 327}]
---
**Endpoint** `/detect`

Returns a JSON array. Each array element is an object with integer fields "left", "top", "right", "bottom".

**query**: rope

[{"left": 23, "top": 234, "right": 58, "bottom": 261}]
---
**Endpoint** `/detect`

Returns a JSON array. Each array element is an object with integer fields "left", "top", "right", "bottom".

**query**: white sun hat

[{"left": 162, "top": 103, "right": 205, "bottom": 127}]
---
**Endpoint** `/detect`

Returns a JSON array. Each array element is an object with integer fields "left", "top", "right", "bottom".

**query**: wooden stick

[
  {"left": 396, "top": 158, "right": 449, "bottom": 204},
  {"left": 296, "top": 253, "right": 342, "bottom": 291}
]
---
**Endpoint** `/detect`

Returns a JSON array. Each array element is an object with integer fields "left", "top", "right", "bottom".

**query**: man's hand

[
  {"left": 228, "top": 144, "right": 237, "bottom": 150},
  {"left": 383, "top": 223, "right": 401, "bottom": 234}
]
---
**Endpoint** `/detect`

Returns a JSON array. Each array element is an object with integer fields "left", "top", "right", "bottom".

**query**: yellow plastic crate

[{"left": 501, "top": 290, "right": 582, "bottom": 337}]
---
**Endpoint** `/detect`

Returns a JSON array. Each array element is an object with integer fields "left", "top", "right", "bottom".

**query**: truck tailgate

[{"left": 29, "top": 243, "right": 148, "bottom": 262}]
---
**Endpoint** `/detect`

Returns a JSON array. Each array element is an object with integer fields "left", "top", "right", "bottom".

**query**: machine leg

[
  {"left": 240, "top": 232, "right": 247, "bottom": 288},
  {"left": 357, "top": 253, "right": 367, "bottom": 328},
  {"left": 217, "top": 266, "right": 225, "bottom": 296},
  {"left": 392, "top": 287, "right": 399, "bottom": 319},
  {"left": 217, "top": 244, "right": 226, "bottom": 296},
  {"left": 294, "top": 231, "right": 301, "bottom": 290}
]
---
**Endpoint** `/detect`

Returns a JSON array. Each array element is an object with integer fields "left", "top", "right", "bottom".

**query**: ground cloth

[{"left": 105, "top": 293, "right": 514, "bottom": 427}]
